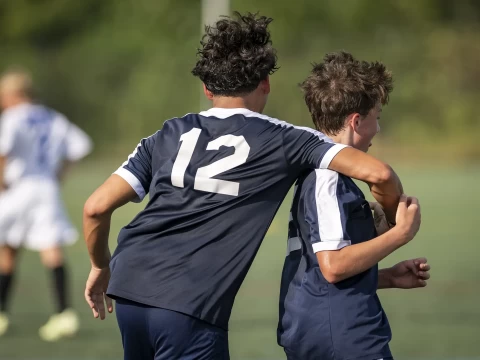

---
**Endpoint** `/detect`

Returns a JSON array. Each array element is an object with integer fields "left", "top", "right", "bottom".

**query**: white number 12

[{"left": 171, "top": 127, "right": 250, "bottom": 196}]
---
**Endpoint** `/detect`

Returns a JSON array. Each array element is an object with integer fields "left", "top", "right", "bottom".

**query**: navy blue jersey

[
  {"left": 107, "top": 108, "right": 347, "bottom": 330},
  {"left": 278, "top": 169, "right": 392, "bottom": 360}
]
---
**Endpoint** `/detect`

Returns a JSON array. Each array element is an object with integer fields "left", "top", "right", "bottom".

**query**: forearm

[
  {"left": 317, "top": 229, "right": 405, "bottom": 283},
  {"left": 83, "top": 174, "right": 139, "bottom": 268},
  {"left": 83, "top": 211, "right": 112, "bottom": 269},
  {"left": 328, "top": 148, "right": 403, "bottom": 224},
  {"left": 369, "top": 167, "right": 403, "bottom": 224},
  {"left": 377, "top": 268, "right": 393, "bottom": 289}
]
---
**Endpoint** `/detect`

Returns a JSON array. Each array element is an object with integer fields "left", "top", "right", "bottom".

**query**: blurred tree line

[{"left": 0, "top": 0, "right": 479, "bottom": 161}]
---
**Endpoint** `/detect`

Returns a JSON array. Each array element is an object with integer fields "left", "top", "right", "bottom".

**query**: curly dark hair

[
  {"left": 301, "top": 51, "right": 393, "bottom": 135},
  {"left": 192, "top": 11, "right": 278, "bottom": 96}
]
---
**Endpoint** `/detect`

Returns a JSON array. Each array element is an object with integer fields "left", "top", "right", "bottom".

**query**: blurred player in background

[
  {"left": 83, "top": 13, "right": 404, "bottom": 360},
  {"left": 278, "top": 52, "right": 429, "bottom": 360},
  {"left": 0, "top": 68, "right": 92, "bottom": 341}
]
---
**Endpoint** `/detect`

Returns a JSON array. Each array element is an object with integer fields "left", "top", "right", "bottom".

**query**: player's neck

[
  {"left": 327, "top": 129, "right": 354, "bottom": 147},
  {"left": 210, "top": 95, "right": 265, "bottom": 114},
  {"left": 3, "top": 96, "right": 31, "bottom": 110}
]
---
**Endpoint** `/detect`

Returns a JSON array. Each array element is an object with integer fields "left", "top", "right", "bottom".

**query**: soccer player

[
  {"left": 83, "top": 13, "right": 405, "bottom": 360},
  {"left": 0, "top": 69, "right": 92, "bottom": 340},
  {"left": 278, "top": 52, "right": 429, "bottom": 360}
]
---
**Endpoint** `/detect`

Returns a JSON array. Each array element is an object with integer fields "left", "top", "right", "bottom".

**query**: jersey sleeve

[
  {"left": 0, "top": 112, "right": 18, "bottom": 156},
  {"left": 305, "top": 169, "right": 352, "bottom": 253},
  {"left": 114, "top": 133, "right": 157, "bottom": 203},
  {"left": 64, "top": 122, "right": 93, "bottom": 161},
  {"left": 282, "top": 126, "right": 348, "bottom": 171}
]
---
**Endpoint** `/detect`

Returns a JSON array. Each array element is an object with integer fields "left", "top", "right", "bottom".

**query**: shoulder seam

[{"left": 121, "top": 130, "right": 161, "bottom": 167}]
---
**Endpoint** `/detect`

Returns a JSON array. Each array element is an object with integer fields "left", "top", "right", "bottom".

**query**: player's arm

[
  {"left": 283, "top": 128, "right": 402, "bottom": 224},
  {"left": 83, "top": 134, "right": 155, "bottom": 320},
  {"left": 83, "top": 175, "right": 137, "bottom": 268},
  {"left": 312, "top": 183, "right": 421, "bottom": 284},
  {"left": 369, "top": 204, "right": 430, "bottom": 289},
  {"left": 83, "top": 175, "right": 137, "bottom": 320},
  {"left": 377, "top": 259, "right": 430, "bottom": 289},
  {"left": 84, "top": 132, "right": 156, "bottom": 266},
  {"left": 328, "top": 148, "right": 402, "bottom": 225}
]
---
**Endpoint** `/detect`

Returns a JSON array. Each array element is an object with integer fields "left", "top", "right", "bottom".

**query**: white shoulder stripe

[
  {"left": 314, "top": 169, "right": 345, "bottom": 243},
  {"left": 320, "top": 144, "right": 349, "bottom": 169},
  {"left": 113, "top": 167, "right": 145, "bottom": 203},
  {"left": 198, "top": 108, "right": 333, "bottom": 142},
  {"left": 121, "top": 130, "right": 159, "bottom": 167}
]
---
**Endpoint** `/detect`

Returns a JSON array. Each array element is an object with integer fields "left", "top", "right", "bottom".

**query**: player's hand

[
  {"left": 394, "top": 194, "right": 421, "bottom": 244},
  {"left": 369, "top": 202, "right": 393, "bottom": 235},
  {"left": 85, "top": 266, "right": 113, "bottom": 320},
  {"left": 388, "top": 258, "right": 430, "bottom": 289}
]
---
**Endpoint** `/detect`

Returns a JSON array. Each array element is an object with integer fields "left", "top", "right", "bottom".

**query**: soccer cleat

[
  {"left": 38, "top": 309, "right": 79, "bottom": 342},
  {"left": 0, "top": 312, "right": 9, "bottom": 336}
]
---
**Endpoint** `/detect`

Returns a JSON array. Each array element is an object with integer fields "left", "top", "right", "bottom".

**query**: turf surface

[{"left": 1, "top": 160, "right": 478, "bottom": 359}]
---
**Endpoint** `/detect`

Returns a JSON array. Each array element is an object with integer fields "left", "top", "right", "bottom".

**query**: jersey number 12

[{"left": 171, "top": 127, "right": 250, "bottom": 196}]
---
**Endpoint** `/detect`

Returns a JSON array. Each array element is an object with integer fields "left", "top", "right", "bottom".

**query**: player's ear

[
  {"left": 349, "top": 113, "right": 361, "bottom": 133},
  {"left": 203, "top": 84, "right": 214, "bottom": 100},
  {"left": 260, "top": 76, "right": 270, "bottom": 95}
]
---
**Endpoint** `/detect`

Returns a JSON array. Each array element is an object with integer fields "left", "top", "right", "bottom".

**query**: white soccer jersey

[
  {"left": 0, "top": 103, "right": 92, "bottom": 250},
  {"left": 0, "top": 103, "right": 92, "bottom": 186}
]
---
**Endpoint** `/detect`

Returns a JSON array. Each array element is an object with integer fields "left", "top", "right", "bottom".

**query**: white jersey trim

[
  {"left": 200, "top": 107, "right": 330, "bottom": 140},
  {"left": 120, "top": 130, "right": 159, "bottom": 168},
  {"left": 320, "top": 144, "right": 349, "bottom": 169},
  {"left": 114, "top": 167, "right": 145, "bottom": 203},
  {"left": 312, "top": 240, "right": 351, "bottom": 253},
  {"left": 116, "top": 131, "right": 160, "bottom": 202},
  {"left": 314, "top": 169, "right": 347, "bottom": 247},
  {"left": 199, "top": 108, "right": 349, "bottom": 169}
]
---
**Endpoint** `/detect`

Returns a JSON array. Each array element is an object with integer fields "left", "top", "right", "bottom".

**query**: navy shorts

[{"left": 116, "top": 297, "right": 230, "bottom": 360}]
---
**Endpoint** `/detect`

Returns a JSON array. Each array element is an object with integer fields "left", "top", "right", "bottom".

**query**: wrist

[
  {"left": 386, "top": 268, "right": 396, "bottom": 288},
  {"left": 91, "top": 256, "right": 111, "bottom": 270},
  {"left": 378, "top": 268, "right": 395, "bottom": 289},
  {"left": 92, "top": 264, "right": 110, "bottom": 271},
  {"left": 390, "top": 225, "right": 409, "bottom": 246}
]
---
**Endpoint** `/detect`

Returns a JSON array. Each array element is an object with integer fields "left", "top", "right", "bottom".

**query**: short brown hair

[{"left": 300, "top": 51, "right": 393, "bottom": 135}]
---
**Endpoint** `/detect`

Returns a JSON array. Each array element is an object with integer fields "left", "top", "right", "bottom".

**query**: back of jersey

[
  {"left": 0, "top": 103, "right": 92, "bottom": 186},
  {"left": 108, "top": 108, "right": 346, "bottom": 330}
]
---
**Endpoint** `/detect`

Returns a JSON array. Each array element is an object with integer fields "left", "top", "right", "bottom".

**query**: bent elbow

[
  {"left": 323, "top": 271, "right": 341, "bottom": 284},
  {"left": 318, "top": 253, "right": 345, "bottom": 284},
  {"left": 370, "top": 164, "right": 394, "bottom": 185},
  {"left": 320, "top": 264, "right": 344, "bottom": 284},
  {"left": 83, "top": 195, "right": 110, "bottom": 218}
]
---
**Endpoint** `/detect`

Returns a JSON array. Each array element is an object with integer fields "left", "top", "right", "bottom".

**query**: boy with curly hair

[{"left": 83, "top": 14, "right": 405, "bottom": 360}]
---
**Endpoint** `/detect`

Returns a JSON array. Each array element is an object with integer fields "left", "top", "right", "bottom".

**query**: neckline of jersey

[{"left": 199, "top": 107, "right": 264, "bottom": 119}]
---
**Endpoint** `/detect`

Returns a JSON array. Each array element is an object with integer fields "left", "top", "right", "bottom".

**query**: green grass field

[{"left": 1, "top": 160, "right": 479, "bottom": 359}]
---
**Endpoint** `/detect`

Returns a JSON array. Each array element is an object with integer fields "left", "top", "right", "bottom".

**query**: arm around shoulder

[{"left": 328, "top": 147, "right": 403, "bottom": 223}]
